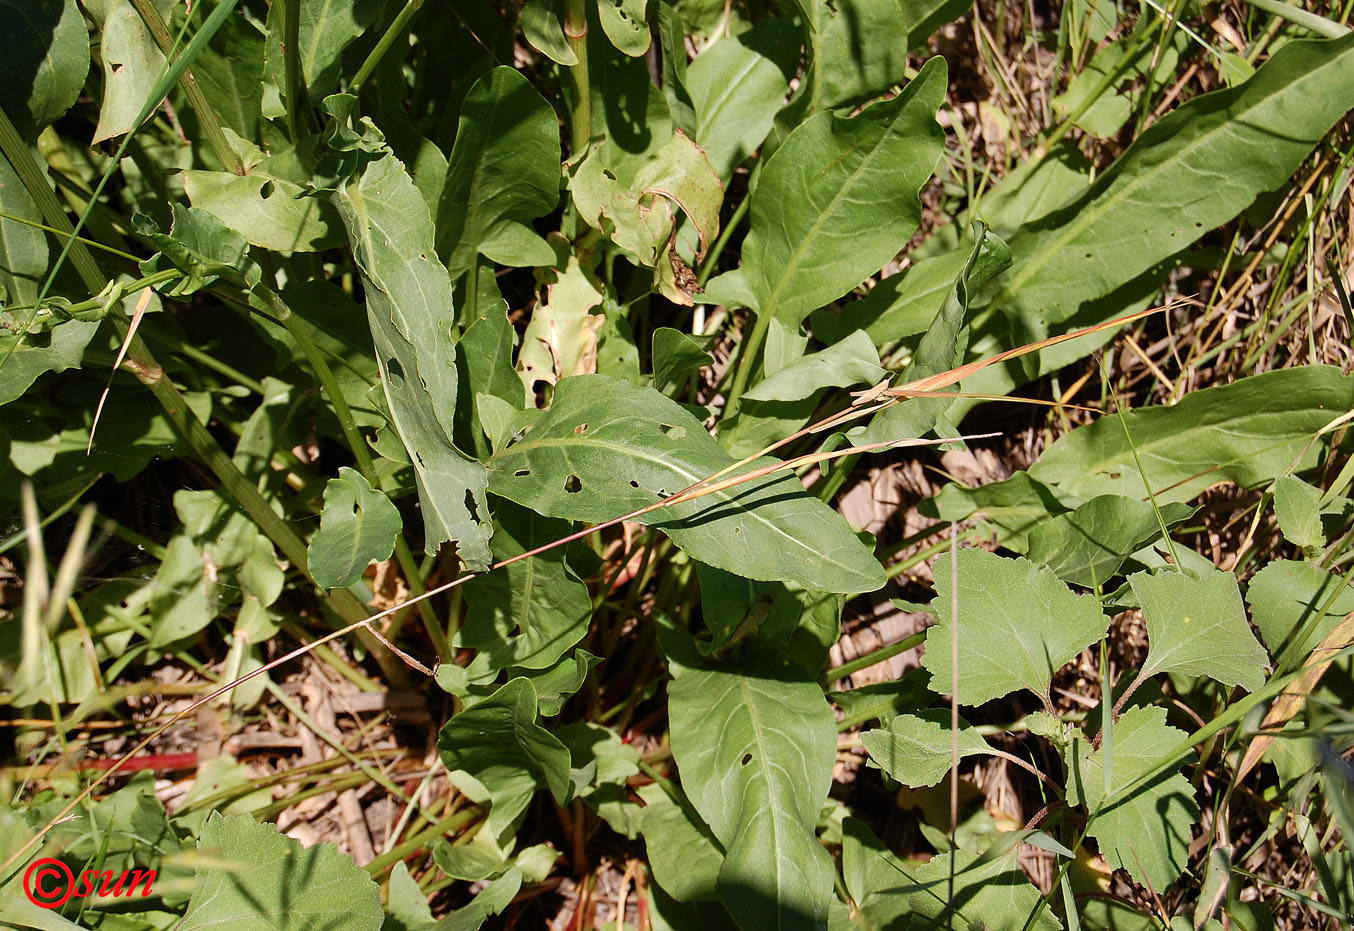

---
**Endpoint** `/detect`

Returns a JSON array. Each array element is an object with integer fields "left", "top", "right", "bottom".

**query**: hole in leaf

[
  {"left": 514, "top": 469, "right": 531, "bottom": 477},
  {"left": 464, "top": 490, "right": 481, "bottom": 520},
  {"left": 659, "top": 423, "right": 686, "bottom": 440},
  {"left": 259, "top": 180, "right": 275, "bottom": 200},
  {"left": 574, "top": 422, "right": 588, "bottom": 435},
  {"left": 740, "top": 753, "right": 752, "bottom": 766},
  {"left": 657, "top": 488, "right": 669, "bottom": 498},
  {"left": 564, "top": 474, "right": 583, "bottom": 493},
  {"left": 628, "top": 480, "right": 640, "bottom": 488}
]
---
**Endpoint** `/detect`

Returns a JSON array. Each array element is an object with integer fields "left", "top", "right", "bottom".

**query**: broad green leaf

[
  {"left": 177, "top": 813, "right": 383, "bottom": 931},
  {"left": 436, "top": 869, "right": 523, "bottom": 931},
  {"left": 457, "top": 499, "right": 592, "bottom": 675},
  {"left": 1130, "top": 567, "right": 1270, "bottom": 690},
  {"left": 694, "top": 562, "right": 842, "bottom": 674},
  {"left": 905, "top": 846, "right": 1060, "bottom": 930},
  {"left": 385, "top": 861, "right": 435, "bottom": 931},
  {"left": 136, "top": 203, "right": 262, "bottom": 294},
  {"left": 784, "top": 0, "right": 908, "bottom": 114},
  {"left": 655, "top": 3, "right": 696, "bottom": 136},
  {"left": 861, "top": 709, "right": 991, "bottom": 788},
  {"left": 330, "top": 145, "right": 493, "bottom": 569},
  {"left": 638, "top": 783, "right": 725, "bottom": 904},
  {"left": 1051, "top": 30, "right": 1185, "bottom": 139},
  {"left": 902, "top": 0, "right": 969, "bottom": 48},
  {"left": 651, "top": 326, "right": 712, "bottom": 392},
  {"left": 1245, "top": 559, "right": 1354, "bottom": 659},
  {"left": 435, "top": 67, "right": 561, "bottom": 280},
  {"left": 921, "top": 547, "right": 1107, "bottom": 706},
  {"left": 92, "top": 0, "right": 171, "bottom": 144},
  {"left": 1029, "top": 366, "right": 1354, "bottom": 504},
  {"left": 668, "top": 660, "right": 837, "bottom": 930},
  {"left": 517, "top": 243, "right": 606, "bottom": 396},
  {"left": 687, "top": 18, "right": 800, "bottom": 181},
  {"left": 837, "top": 819, "right": 916, "bottom": 931},
  {"left": 521, "top": 0, "right": 577, "bottom": 65},
  {"left": 738, "top": 58, "right": 946, "bottom": 327},
  {"left": 0, "top": 321, "right": 99, "bottom": 407},
  {"left": 183, "top": 169, "right": 345, "bottom": 252},
  {"left": 523, "top": 649, "right": 602, "bottom": 716},
  {"left": 1026, "top": 495, "right": 1195, "bottom": 588},
  {"left": 307, "top": 467, "right": 402, "bottom": 589},
  {"left": 582, "top": 9, "right": 673, "bottom": 174},
  {"left": 993, "top": 33, "right": 1354, "bottom": 328},
  {"left": 0, "top": 0, "right": 88, "bottom": 137},
  {"left": 853, "top": 222, "right": 1011, "bottom": 446},
  {"left": 437, "top": 678, "right": 574, "bottom": 839},
  {"left": 1274, "top": 474, "right": 1325, "bottom": 550},
  {"left": 262, "top": 0, "right": 381, "bottom": 103},
  {"left": 723, "top": 329, "right": 885, "bottom": 456},
  {"left": 0, "top": 156, "right": 46, "bottom": 314},
  {"left": 598, "top": 0, "right": 650, "bottom": 56},
  {"left": 1066, "top": 705, "right": 1198, "bottom": 891},
  {"left": 487, "top": 374, "right": 885, "bottom": 594},
  {"left": 925, "top": 467, "right": 1069, "bottom": 551},
  {"left": 459, "top": 281, "right": 522, "bottom": 458}
]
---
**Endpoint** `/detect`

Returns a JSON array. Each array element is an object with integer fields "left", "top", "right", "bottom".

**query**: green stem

[
  {"left": 128, "top": 0, "right": 245, "bottom": 175},
  {"left": 349, "top": 0, "right": 428, "bottom": 96},
  {"left": 365, "top": 805, "right": 482, "bottom": 876},
  {"left": 564, "top": 0, "right": 592, "bottom": 152},
  {"left": 275, "top": 0, "right": 317, "bottom": 140},
  {"left": 826, "top": 631, "right": 927, "bottom": 682},
  {"left": 1238, "top": 0, "right": 1349, "bottom": 36},
  {"left": 696, "top": 193, "right": 749, "bottom": 286},
  {"left": 723, "top": 309, "right": 770, "bottom": 419}
]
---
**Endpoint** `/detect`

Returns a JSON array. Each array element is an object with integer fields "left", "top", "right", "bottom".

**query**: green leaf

[
  {"left": 1129, "top": 567, "right": 1270, "bottom": 690},
  {"left": 1026, "top": 495, "right": 1195, "bottom": 587},
  {"left": 521, "top": 0, "right": 577, "bottom": 65},
  {"left": 0, "top": 0, "right": 89, "bottom": 137},
  {"left": 686, "top": 19, "right": 800, "bottom": 182},
  {"left": 668, "top": 660, "right": 837, "bottom": 930},
  {"left": 739, "top": 57, "right": 946, "bottom": 327},
  {"left": 651, "top": 326, "right": 712, "bottom": 393},
  {"left": 0, "top": 320, "right": 99, "bottom": 407},
  {"left": 91, "top": 0, "right": 171, "bottom": 144},
  {"left": 639, "top": 783, "right": 726, "bottom": 904},
  {"left": 183, "top": 169, "right": 345, "bottom": 252},
  {"left": 191, "top": 8, "right": 264, "bottom": 142},
  {"left": 0, "top": 156, "right": 47, "bottom": 313},
  {"left": 810, "top": 0, "right": 910, "bottom": 110},
  {"left": 435, "top": 869, "right": 523, "bottom": 931},
  {"left": 1245, "top": 559, "right": 1354, "bottom": 659},
  {"left": 598, "top": 0, "right": 650, "bottom": 56},
  {"left": 330, "top": 145, "right": 494, "bottom": 569},
  {"left": 177, "top": 813, "right": 384, "bottom": 931},
  {"left": 853, "top": 221, "right": 1011, "bottom": 446},
  {"left": 487, "top": 374, "right": 885, "bottom": 594},
  {"left": 861, "top": 709, "right": 991, "bottom": 788},
  {"left": 263, "top": 0, "right": 382, "bottom": 104},
  {"left": 993, "top": 33, "right": 1354, "bottom": 328},
  {"left": 921, "top": 547, "right": 1108, "bottom": 706},
  {"left": 522, "top": 649, "right": 602, "bottom": 716},
  {"left": 437, "top": 678, "right": 574, "bottom": 839},
  {"left": 1274, "top": 474, "right": 1325, "bottom": 550},
  {"left": 655, "top": 3, "right": 696, "bottom": 136},
  {"left": 137, "top": 203, "right": 262, "bottom": 294},
  {"left": 307, "top": 467, "right": 403, "bottom": 589},
  {"left": 459, "top": 284, "right": 525, "bottom": 457},
  {"left": 838, "top": 819, "right": 916, "bottom": 930},
  {"left": 1028, "top": 366, "right": 1354, "bottom": 504},
  {"left": 904, "top": 845, "right": 1060, "bottom": 930},
  {"left": 385, "top": 861, "right": 435, "bottom": 931},
  {"left": 1066, "top": 705, "right": 1198, "bottom": 892},
  {"left": 436, "top": 67, "right": 561, "bottom": 280},
  {"left": 457, "top": 499, "right": 592, "bottom": 674}
]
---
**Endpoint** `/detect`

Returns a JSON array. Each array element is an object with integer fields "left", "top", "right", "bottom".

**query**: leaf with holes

[
  {"left": 921, "top": 547, "right": 1108, "bottom": 706},
  {"left": 487, "top": 375, "right": 885, "bottom": 594},
  {"left": 668, "top": 658, "right": 837, "bottom": 930},
  {"left": 307, "top": 467, "right": 402, "bottom": 590}
]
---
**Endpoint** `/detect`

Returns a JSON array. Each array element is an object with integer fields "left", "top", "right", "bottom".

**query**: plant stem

[
  {"left": 128, "top": 0, "right": 245, "bottom": 175},
  {"left": 826, "top": 631, "right": 927, "bottom": 682},
  {"left": 563, "top": 0, "right": 592, "bottom": 153},
  {"left": 276, "top": 0, "right": 317, "bottom": 140},
  {"left": 349, "top": 0, "right": 428, "bottom": 96},
  {"left": 723, "top": 309, "right": 769, "bottom": 418},
  {"left": 697, "top": 193, "right": 749, "bottom": 286}
]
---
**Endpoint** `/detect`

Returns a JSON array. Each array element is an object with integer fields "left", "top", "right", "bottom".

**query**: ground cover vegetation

[{"left": 0, "top": 0, "right": 1352, "bottom": 927}]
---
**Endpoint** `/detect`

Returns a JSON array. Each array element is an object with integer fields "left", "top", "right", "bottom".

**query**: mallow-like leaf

[
  {"left": 307, "top": 467, "right": 402, "bottom": 589},
  {"left": 734, "top": 57, "right": 946, "bottom": 328},
  {"left": 177, "top": 813, "right": 383, "bottom": 931},
  {"left": 435, "top": 67, "right": 561, "bottom": 281},
  {"left": 861, "top": 709, "right": 991, "bottom": 788},
  {"left": 330, "top": 145, "right": 494, "bottom": 569},
  {"left": 922, "top": 547, "right": 1107, "bottom": 706},
  {"left": 487, "top": 375, "right": 884, "bottom": 594},
  {"left": 1129, "top": 567, "right": 1270, "bottom": 691},
  {"left": 1026, "top": 495, "right": 1195, "bottom": 588},
  {"left": 1273, "top": 474, "right": 1325, "bottom": 550},
  {"left": 1065, "top": 705, "right": 1198, "bottom": 892},
  {"left": 668, "top": 660, "right": 837, "bottom": 931},
  {"left": 904, "top": 846, "right": 1060, "bottom": 931},
  {"left": 1245, "top": 559, "right": 1354, "bottom": 659}
]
